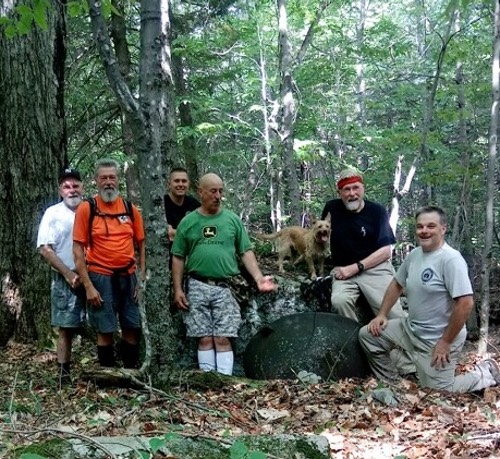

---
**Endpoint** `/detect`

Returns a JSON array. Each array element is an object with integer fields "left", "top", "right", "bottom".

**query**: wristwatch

[{"left": 356, "top": 261, "right": 365, "bottom": 273}]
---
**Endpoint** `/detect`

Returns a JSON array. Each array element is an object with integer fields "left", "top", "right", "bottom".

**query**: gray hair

[
  {"left": 415, "top": 205, "right": 447, "bottom": 225},
  {"left": 95, "top": 158, "right": 120, "bottom": 177}
]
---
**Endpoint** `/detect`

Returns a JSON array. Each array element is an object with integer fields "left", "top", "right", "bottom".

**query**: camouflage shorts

[{"left": 183, "top": 278, "right": 242, "bottom": 337}]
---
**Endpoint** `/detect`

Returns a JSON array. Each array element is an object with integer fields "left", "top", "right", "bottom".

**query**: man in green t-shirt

[{"left": 171, "top": 173, "right": 277, "bottom": 375}]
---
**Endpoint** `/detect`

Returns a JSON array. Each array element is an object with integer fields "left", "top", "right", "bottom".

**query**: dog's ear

[{"left": 324, "top": 213, "right": 331, "bottom": 223}]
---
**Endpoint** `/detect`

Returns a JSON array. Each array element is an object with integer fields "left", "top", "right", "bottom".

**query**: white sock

[
  {"left": 197, "top": 349, "right": 216, "bottom": 372},
  {"left": 216, "top": 351, "right": 234, "bottom": 375}
]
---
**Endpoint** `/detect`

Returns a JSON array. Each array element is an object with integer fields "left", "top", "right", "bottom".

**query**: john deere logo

[{"left": 203, "top": 226, "right": 217, "bottom": 238}]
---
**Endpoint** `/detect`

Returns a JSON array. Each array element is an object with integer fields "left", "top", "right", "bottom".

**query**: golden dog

[{"left": 258, "top": 216, "right": 331, "bottom": 280}]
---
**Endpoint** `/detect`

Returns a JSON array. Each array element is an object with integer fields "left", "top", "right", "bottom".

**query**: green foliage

[{"left": 230, "top": 440, "right": 267, "bottom": 459}]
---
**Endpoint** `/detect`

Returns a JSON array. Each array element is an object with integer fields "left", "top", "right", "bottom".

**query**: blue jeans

[{"left": 87, "top": 272, "right": 141, "bottom": 334}]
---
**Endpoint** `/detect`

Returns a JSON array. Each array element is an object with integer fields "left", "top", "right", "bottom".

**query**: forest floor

[{"left": 0, "top": 325, "right": 499, "bottom": 459}]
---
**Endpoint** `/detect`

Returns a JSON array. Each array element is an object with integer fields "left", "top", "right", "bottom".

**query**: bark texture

[
  {"left": 88, "top": 0, "right": 176, "bottom": 384},
  {"left": 0, "top": 0, "right": 67, "bottom": 345}
]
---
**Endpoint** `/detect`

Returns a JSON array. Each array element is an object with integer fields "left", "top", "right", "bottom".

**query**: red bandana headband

[{"left": 337, "top": 175, "right": 363, "bottom": 190}]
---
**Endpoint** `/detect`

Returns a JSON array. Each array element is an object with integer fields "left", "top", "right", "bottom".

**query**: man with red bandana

[{"left": 321, "top": 167, "right": 405, "bottom": 322}]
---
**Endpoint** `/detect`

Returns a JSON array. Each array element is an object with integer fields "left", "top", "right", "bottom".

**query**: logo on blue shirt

[{"left": 421, "top": 268, "right": 434, "bottom": 283}]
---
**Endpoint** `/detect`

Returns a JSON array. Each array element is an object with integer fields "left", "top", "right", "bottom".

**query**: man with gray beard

[
  {"left": 37, "top": 168, "right": 85, "bottom": 383},
  {"left": 73, "top": 159, "right": 146, "bottom": 369},
  {"left": 321, "top": 168, "right": 406, "bottom": 322}
]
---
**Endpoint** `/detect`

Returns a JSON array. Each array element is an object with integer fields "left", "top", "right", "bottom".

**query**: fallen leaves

[{"left": 0, "top": 341, "right": 500, "bottom": 458}]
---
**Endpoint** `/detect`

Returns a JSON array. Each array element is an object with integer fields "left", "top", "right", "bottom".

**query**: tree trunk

[
  {"left": 172, "top": 51, "right": 199, "bottom": 187},
  {"left": 389, "top": 4, "right": 458, "bottom": 229},
  {"left": 0, "top": 0, "right": 67, "bottom": 345},
  {"left": 88, "top": 0, "right": 176, "bottom": 385},
  {"left": 276, "top": 0, "right": 300, "bottom": 226},
  {"left": 110, "top": 0, "right": 141, "bottom": 201},
  {"left": 355, "top": 0, "right": 368, "bottom": 170},
  {"left": 139, "top": 0, "right": 177, "bottom": 383},
  {"left": 478, "top": 0, "right": 500, "bottom": 355}
]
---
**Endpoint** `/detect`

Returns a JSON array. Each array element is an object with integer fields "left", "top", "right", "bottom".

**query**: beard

[
  {"left": 100, "top": 188, "right": 120, "bottom": 203},
  {"left": 344, "top": 199, "right": 361, "bottom": 212},
  {"left": 64, "top": 195, "right": 82, "bottom": 210}
]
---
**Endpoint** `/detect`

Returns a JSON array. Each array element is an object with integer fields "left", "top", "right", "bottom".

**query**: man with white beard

[
  {"left": 37, "top": 168, "right": 85, "bottom": 383},
  {"left": 73, "top": 159, "right": 146, "bottom": 369},
  {"left": 321, "top": 168, "right": 406, "bottom": 322}
]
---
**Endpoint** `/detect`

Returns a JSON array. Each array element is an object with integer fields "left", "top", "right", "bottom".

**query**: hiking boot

[
  {"left": 485, "top": 359, "right": 500, "bottom": 385},
  {"left": 119, "top": 340, "right": 140, "bottom": 369},
  {"left": 97, "top": 345, "right": 117, "bottom": 367}
]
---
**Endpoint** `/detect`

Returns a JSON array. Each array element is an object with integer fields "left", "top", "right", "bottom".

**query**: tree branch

[{"left": 87, "top": 0, "right": 142, "bottom": 120}]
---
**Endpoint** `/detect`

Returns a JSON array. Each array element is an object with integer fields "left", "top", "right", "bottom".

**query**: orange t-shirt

[{"left": 73, "top": 196, "right": 145, "bottom": 275}]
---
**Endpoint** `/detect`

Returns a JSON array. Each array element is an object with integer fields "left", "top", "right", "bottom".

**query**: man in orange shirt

[{"left": 73, "top": 159, "right": 146, "bottom": 368}]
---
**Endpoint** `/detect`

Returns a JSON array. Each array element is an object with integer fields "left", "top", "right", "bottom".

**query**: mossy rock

[
  {"left": 243, "top": 312, "right": 372, "bottom": 381},
  {"left": 16, "top": 434, "right": 330, "bottom": 458}
]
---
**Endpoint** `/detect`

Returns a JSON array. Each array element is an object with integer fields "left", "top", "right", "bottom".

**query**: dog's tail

[{"left": 256, "top": 231, "right": 282, "bottom": 241}]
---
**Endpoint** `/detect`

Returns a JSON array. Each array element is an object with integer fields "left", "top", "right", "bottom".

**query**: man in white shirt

[{"left": 37, "top": 168, "right": 85, "bottom": 383}]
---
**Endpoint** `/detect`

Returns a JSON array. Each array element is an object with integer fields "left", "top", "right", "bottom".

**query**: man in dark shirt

[
  {"left": 321, "top": 168, "right": 405, "bottom": 322},
  {"left": 164, "top": 168, "right": 200, "bottom": 244},
  {"left": 164, "top": 167, "right": 201, "bottom": 270}
]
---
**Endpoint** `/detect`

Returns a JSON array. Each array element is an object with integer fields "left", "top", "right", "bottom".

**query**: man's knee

[
  {"left": 331, "top": 290, "right": 359, "bottom": 321},
  {"left": 198, "top": 336, "right": 214, "bottom": 349},
  {"left": 214, "top": 336, "right": 231, "bottom": 350},
  {"left": 358, "top": 325, "right": 372, "bottom": 348}
]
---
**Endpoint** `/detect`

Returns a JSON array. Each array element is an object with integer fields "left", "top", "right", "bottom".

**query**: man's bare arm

[
  {"left": 432, "top": 295, "right": 473, "bottom": 368},
  {"left": 39, "top": 245, "right": 79, "bottom": 287}
]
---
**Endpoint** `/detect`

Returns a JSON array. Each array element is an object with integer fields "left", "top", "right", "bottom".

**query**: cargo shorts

[
  {"left": 87, "top": 271, "right": 141, "bottom": 334},
  {"left": 51, "top": 271, "right": 85, "bottom": 328},
  {"left": 183, "top": 278, "right": 242, "bottom": 338}
]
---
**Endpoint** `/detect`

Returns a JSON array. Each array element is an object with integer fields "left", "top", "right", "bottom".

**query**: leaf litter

[{"left": 0, "top": 330, "right": 499, "bottom": 458}]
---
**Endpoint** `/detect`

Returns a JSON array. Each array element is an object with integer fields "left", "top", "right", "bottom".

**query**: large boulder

[{"left": 243, "top": 312, "right": 372, "bottom": 381}]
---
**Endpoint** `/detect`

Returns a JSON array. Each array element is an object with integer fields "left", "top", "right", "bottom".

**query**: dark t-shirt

[
  {"left": 321, "top": 199, "right": 395, "bottom": 266},
  {"left": 163, "top": 194, "right": 200, "bottom": 229}
]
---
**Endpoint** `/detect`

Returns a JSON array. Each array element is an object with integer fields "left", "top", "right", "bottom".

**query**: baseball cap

[{"left": 58, "top": 168, "right": 82, "bottom": 184}]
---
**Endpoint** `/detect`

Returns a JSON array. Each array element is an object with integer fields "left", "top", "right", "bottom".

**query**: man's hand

[
  {"left": 65, "top": 271, "right": 81, "bottom": 289},
  {"left": 256, "top": 275, "right": 277, "bottom": 293},
  {"left": 167, "top": 225, "right": 176, "bottom": 242},
  {"left": 332, "top": 265, "right": 357, "bottom": 280},
  {"left": 431, "top": 339, "right": 451, "bottom": 369},
  {"left": 174, "top": 290, "right": 189, "bottom": 310},
  {"left": 367, "top": 315, "right": 388, "bottom": 336},
  {"left": 85, "top": 285, "right": 103, "bottom": 307}
]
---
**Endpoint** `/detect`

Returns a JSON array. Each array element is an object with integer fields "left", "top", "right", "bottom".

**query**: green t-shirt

[{"left": 171, "top": 209, "right": 252, "bottom": 278}]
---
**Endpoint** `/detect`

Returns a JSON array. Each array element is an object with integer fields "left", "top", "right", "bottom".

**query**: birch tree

[
  {"left": 88, "top": 0, "right": 175, "bottom": 383},
  {"left": 478, "top": 0, "right": 500, "bottom": 355}
]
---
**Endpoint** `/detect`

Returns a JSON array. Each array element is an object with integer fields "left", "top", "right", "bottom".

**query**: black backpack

[{"left": 86, "top": 197, "right": 134, "bottom": 247}]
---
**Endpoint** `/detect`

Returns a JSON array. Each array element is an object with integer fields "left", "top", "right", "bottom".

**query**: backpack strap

[
  {"left": 86, "top": 197, "right": 97, "bottom": 248},
  {"left": 85, "top": 197, "right": 135, "bottom": 247}
]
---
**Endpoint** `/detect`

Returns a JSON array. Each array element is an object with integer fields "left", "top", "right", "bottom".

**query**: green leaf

[
  {"left": 230, "top": 441, "right": 248, "bottom": 459},
  {"left": 33, "top": 0, "right": 48, "bottom": 30},
  {"left": 17, "top": 20, "right": 32, "bottom": 35},
  {"left": 101, "top": 0, "right": 112, "bottom": 17},
  {"left": 20, "top": 454, "right": 48, "bottom": 459},
  {"left": 163, "top": 432, "right": 181, "bottom": 441},
  {"left": 67, "top": 2, "right": 82, "bottom": 17},
  {"left": 149, "top": 437, "right": 165, "bottom": 454},
  {"left": 249, "top": 452, "right": 267, "bottom": 459},
  {"left": 16, "top": 4, "right": 33, "bottom": 16},
  {"left": 4, "top": 24, "right": 17, "bottom": 37}
]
